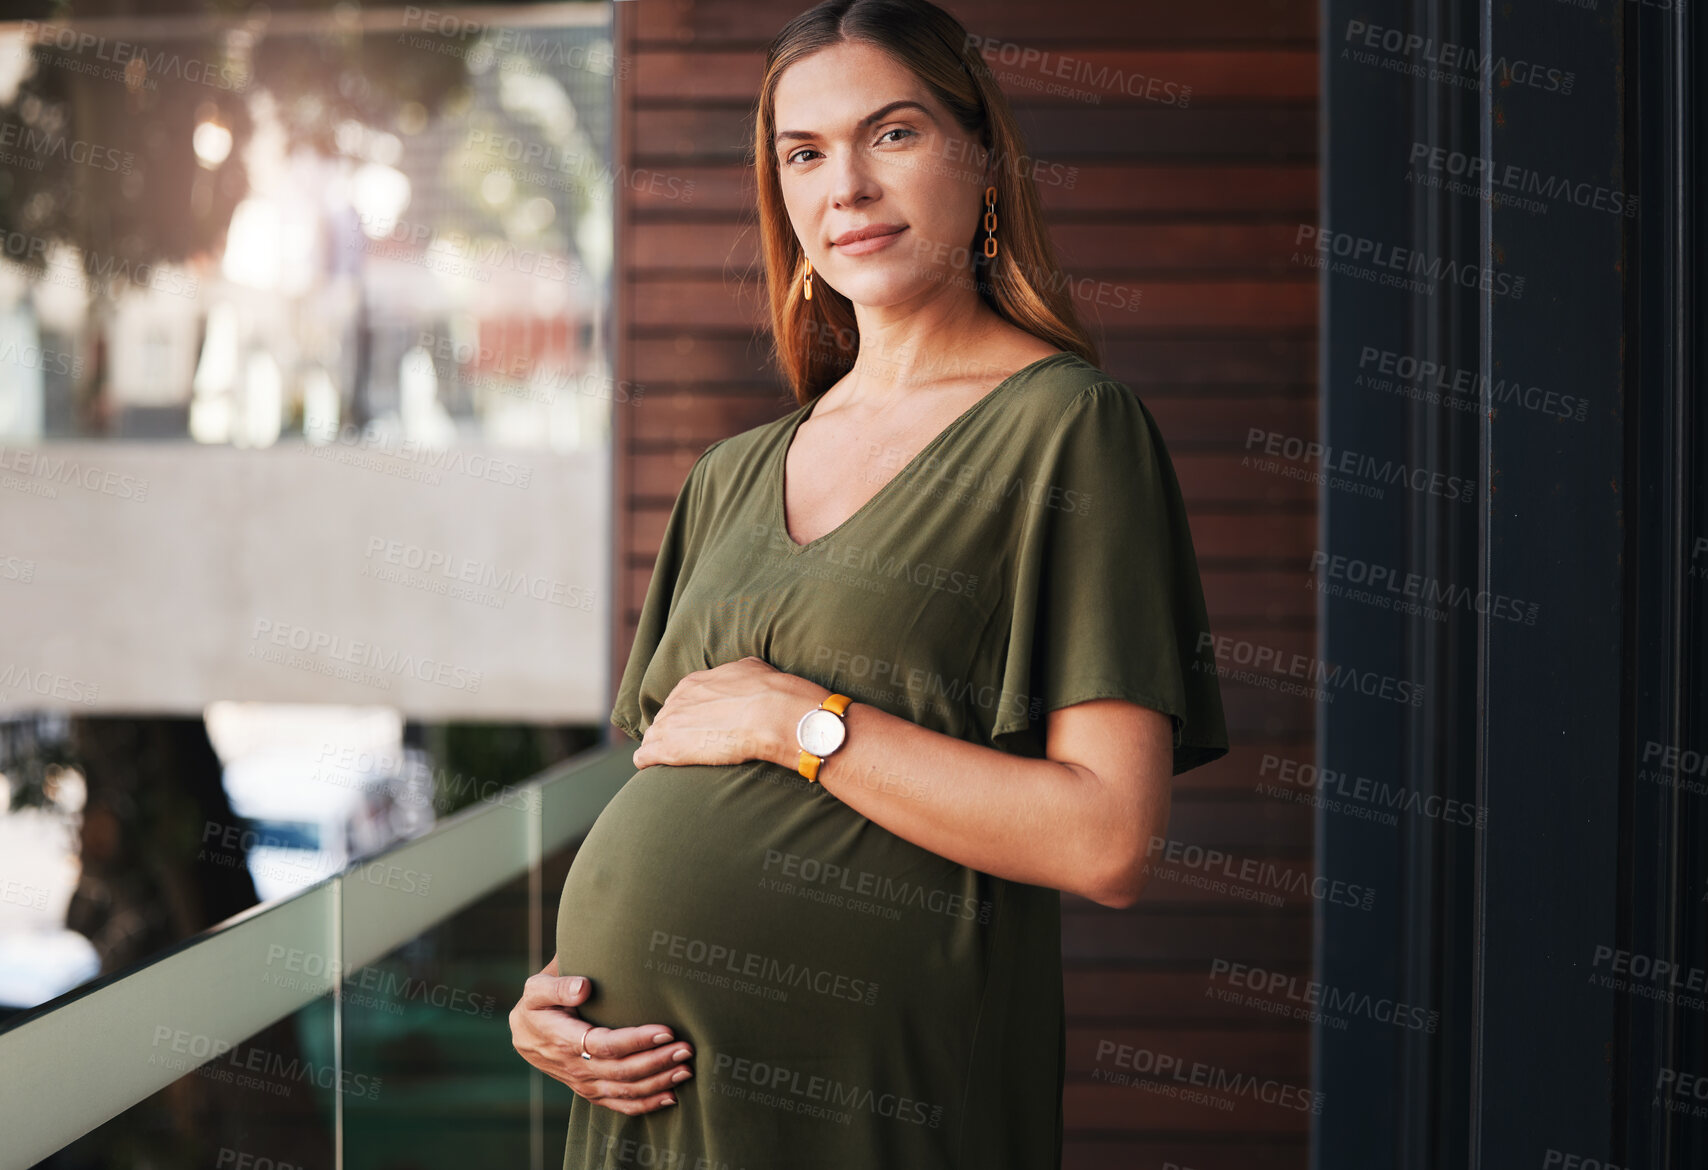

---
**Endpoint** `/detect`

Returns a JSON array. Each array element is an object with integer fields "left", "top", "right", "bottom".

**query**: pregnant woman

[{"left": 510, "top": 1, "right": 1230, "bottom": 1166}]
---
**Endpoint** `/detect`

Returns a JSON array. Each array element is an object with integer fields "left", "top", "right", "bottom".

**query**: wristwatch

[{"left": 795, "top": 693, "right": 853, "bottom": 783}]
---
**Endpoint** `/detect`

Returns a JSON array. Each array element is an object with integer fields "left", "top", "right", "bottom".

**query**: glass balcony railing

[{"left": 0, "top": 739, "right": 634, "bottom": 1170}]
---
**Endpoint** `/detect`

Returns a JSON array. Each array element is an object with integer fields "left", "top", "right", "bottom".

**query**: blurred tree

[{"left": 0, "top": 0, "right": 495, "bottom": 981}]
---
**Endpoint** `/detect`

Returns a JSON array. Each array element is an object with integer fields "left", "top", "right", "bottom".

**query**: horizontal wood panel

[
  {"left": 633, "top": 107, "right": 1316, "bottom": 164},
  {"left": 1064, "top": 968, "right": 1312, "bottom": 1021},
  {"left": 1064, "top": 1081, "right": 1313, "bottom": 1132},
  {"left": 1215, "top": 684, "right": 1319, "bottom": 742},
  {"left": 635, "top": 50, "right": 1316, "bottom": 102},
  {"left": 1063, "top": 1140, "right": 1306, "bottom": 1170},
  {"left": 631, "top": 163, "right": 1318, "bottom": 215},
  {"left": 1065, "top": 1026, "right": 1309, "bottom": 1080},
  {"left": 1173, "top": 741, "right": 1319, "bottom": 791},
  {"left": 1163, "top": 793, "right": 1313, "bottom": 847},
  {"left": 637, "top": 0, "right": 1317, "bottom": 45},
  {"left": 1062, "top": 908, "right": 1310, "bottom": 963}
]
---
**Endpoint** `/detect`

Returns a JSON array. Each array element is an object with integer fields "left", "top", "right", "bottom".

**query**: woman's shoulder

[
  {"left": 681, "top": 400, "right": 806, "bottom": 483},
  {"left": 1003, "top": 349, "right": 1142, "bottom": 432}
]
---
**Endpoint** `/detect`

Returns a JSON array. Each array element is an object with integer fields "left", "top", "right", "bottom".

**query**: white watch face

[{"left": 797, "top": 708, "right": 846, "bottom": 757}]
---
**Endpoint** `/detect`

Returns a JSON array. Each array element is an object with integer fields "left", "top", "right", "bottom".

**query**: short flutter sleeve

[
  {"left": 609, "top": 438, "right": 727, "bottom": 742},
  {"left": 989, "top": 382, "right": 1230, "bottom": 775}
]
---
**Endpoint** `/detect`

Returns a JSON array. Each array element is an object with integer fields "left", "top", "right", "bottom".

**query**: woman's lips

[{"left": 832, "top": 225, "right": 908, "bottom": 256}]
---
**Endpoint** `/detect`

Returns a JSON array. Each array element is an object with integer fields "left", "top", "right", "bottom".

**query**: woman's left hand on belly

[{"left": 632, "top": 656, "right": 827, "bottom": 771}]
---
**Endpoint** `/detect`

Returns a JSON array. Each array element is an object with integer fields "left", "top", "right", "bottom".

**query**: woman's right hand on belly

[{"left": 509, "top": 953, "right": 695, "bottom": 1114}]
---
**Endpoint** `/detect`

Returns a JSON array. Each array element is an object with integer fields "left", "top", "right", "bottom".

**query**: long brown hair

[{"left": 753, "top": 0, "right": 1101, "bottom": 404}]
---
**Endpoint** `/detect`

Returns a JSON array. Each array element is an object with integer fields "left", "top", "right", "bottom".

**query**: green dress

[{"left": 555, "top": 350, "right": 1228, "bottom": 1170}]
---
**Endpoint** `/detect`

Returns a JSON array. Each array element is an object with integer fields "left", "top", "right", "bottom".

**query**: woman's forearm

[{"left": 757, "top": 678, "right": 1169, "bottom": 907}]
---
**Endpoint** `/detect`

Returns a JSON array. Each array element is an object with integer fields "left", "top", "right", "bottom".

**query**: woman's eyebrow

[{"left": 773, "top": 100, "right": 934, "bottom": 146}]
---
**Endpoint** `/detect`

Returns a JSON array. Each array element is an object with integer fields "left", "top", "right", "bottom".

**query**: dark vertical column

[
  {"left": 1472, "top": 3, "right": 1628, "bottom": 1163},
  {"left": 1315, "top": 0, "right": 1484, "bottom": 1164},
  {"left": 1319, "top": 0, "right": 1703, "bottom": 1166}
]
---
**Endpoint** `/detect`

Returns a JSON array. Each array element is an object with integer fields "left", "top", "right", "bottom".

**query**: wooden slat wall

[{"left": 610, "top": 3, "right": 1318, "bottom": 1167}]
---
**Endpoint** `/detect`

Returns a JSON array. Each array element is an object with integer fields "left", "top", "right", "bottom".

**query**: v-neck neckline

[{"left": 772, "top": 350, "right": 1074, "bottom": 555}]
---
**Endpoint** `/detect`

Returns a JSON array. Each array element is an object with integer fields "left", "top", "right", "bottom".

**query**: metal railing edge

[{"left": 0, "top": 740, "right": 634, "bottom": 1169}]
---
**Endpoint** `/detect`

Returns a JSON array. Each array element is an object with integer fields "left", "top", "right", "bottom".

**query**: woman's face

[{"left": 771, "top": 40, "right": 987, "bottom": 311}]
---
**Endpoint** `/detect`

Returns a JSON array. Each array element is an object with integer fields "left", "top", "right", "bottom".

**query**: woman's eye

[
  {"left": 785, "top": 148, "right": 822, "bottom": 166},
  {"left": 877, "top": 128, "right": 915, "bottom": 145}
]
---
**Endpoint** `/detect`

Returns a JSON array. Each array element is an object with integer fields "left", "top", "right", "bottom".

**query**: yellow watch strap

[{"left": 797, "top": 693, "right": 852, "bottom": 783}]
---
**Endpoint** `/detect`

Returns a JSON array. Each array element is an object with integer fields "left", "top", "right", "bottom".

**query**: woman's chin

[{"left": 828, "top": 270, "right": 961, "bottom": 311}]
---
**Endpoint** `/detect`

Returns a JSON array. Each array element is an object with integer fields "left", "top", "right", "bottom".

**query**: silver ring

[{"left": 580, "top": 1047, "right": 593, "bottom": 1061}]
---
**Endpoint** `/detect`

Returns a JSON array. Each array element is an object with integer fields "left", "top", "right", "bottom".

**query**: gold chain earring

[
  {"left": 803, "top": 256, "right": 813, "bottom": 301},
  {"left": 983, "top": 186, "right": 998, "bottom": 258}
]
